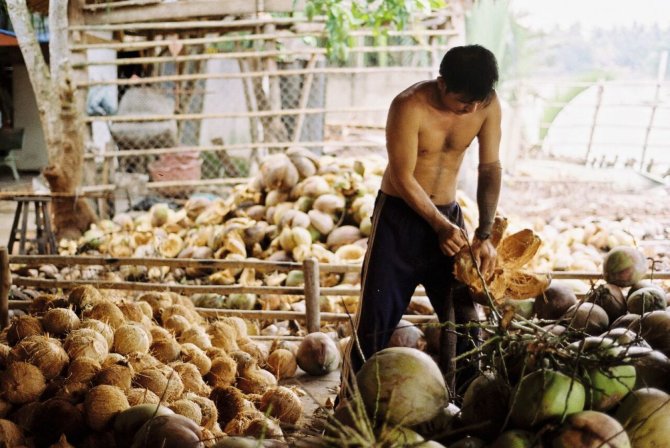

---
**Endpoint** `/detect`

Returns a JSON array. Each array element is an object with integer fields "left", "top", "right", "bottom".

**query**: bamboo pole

[
  {"left": 0, "top": 247, "right": 10, "bottom": 328},
  {"left": 640, "top": 51, "right": 668, "bottom": 171},
  {"left": 292, "top": 54, "right": 318, "bottom": 143},
  {"left": 80, "top": 177, "right": 252, "bottom": 194},
  {"left": 82, "top": 0, "right": 160, "bottom": 11},
  {"left": 303, "top": 257, "right": 321, "bottom": 333},
  {"left": 195, "top": 307, "right": 436, "bottom": 323},
  {"left": 69, "top": 16, "right": 314, "bottom": 32},
  {"left": 584, "top": 81, "right": 604, "bottom": 165}
]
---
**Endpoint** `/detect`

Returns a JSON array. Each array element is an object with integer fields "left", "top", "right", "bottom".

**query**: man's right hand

[{"left": 436, "top": 222, "right": 467, "bottom": 256}]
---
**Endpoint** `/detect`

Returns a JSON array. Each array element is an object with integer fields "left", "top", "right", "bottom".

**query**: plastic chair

[{"left": 0, "top": 128, "right": 24, "bottom": 181}]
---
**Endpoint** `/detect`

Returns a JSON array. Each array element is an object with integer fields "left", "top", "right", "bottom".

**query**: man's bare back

[{"left": 380, "top": 79, "right": 499, "bottom": 205}]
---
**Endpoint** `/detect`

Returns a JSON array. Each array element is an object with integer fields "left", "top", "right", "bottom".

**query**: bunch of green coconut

[
  {"left": 0, "top": 283, "right": 352, "bottom": 448},
  {"left": 315, "top": 245, "right": 670, "bottom": 447}
]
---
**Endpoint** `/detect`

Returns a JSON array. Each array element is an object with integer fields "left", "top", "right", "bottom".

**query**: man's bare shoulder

[{"left": 390, "top": 81, "right": 434, "bottom": 112}]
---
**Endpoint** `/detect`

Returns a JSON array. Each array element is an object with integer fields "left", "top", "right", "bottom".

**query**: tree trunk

[{"left": 6, "top": 0, "right": 97, "bottom": 240}]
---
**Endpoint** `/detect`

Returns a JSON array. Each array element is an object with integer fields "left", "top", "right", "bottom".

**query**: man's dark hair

[{"left": 439, "top": 45, "right": 499, "bottom": 102}]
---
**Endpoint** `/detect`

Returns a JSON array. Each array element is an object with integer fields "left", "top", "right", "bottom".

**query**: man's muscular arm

[
  {"left": 472, "top": 93, "right": 502, "bottom": 277},
  {"left": 385, "top": 95, "right": 466, "bottom": 256}
]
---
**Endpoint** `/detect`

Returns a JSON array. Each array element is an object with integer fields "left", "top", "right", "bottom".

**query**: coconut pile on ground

[
  {"left": 0, "top": 284, "right": 340, "bottom": 447},
  {"left": 310, "top": 245, "right": 670, "bottom": 447}
]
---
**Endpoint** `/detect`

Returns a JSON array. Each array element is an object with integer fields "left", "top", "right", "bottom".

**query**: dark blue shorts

[{"left": 342, "top": 191, "right": 478, "bottom": 382}]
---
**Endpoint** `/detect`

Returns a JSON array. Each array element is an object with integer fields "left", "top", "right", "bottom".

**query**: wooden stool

[{"left": 7, "top": 197, "right": 57, "bottom": 255}]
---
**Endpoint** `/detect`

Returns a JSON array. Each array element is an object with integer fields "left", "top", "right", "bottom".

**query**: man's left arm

[{"left": 473, "top": 93, "right": 503, "bottom": 278}]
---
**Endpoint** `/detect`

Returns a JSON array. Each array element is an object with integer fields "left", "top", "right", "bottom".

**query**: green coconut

[
  {"left": 551, "top": 410, "right": 630, "bottom": 448},
  {"left": 509, "top": 369, "right": 585, "bottom": 428},
  {"left": 614, "top": 387, "right": 670, "bottom": 447},
  {"left": 586, "top": 363, "right": 636, "bottom": 411},
  {"left": 626, "top": 287, "right": 667, "bottom": 314},
  {"left": 490, "top": 430, "right": 537, "bottom": 448},
  {"left": 602, "top": 246, "right": 647, "bottom": 287},
  {"left": 356, "top": 347, "right": 448, "bottom": 426}
]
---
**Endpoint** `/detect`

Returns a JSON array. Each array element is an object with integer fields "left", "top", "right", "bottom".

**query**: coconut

[
  {"left": 10, "top": 401, "right": 41, "bottom": 433},
  {"left": 534, "top": 283, "right": 578, "bottom": 319},
  {"left": 6, "top": 315, "right": 44, "bottom": 346},
  {"left": 162, "top": 304, "right": 198, "bottom": 325},
  {"left": 0, "top": 399, "right": 11, "bottom": 418},
  {"left": 267, "top": 349, "right": 297, "bottom": 380},
  {"left": 210, "top": 386, "right": 249, "bottom": 428},
  {"left": 178, "top": 326, "right": 212, "bottom": 350},
  {"left": 460, "top": 372, "right": 511, "bottom": 438},
  {"left": 64, "top": 328, "right": 109, "bottom": 362},
  {"left": 130, "top": 413, "right": 204, "bottom": 448},
  {"left": 236, "top": 364, "right": 277, "bottom": 395},
  {"left": 66, "top": 356, "right": 102, "bottom": 383},
  {"left": 206, "top": 355, "right": 238, "bottom": 388},
  {"left": 603, "top": 246, "right": 648, "bottom": 287},
  {"left": 180, "top": 342, "right": 212, "bottom": 375},
  {"left": 126, "top": 352, "right": 161, "bottom": 373},
  {"left": 185, "top": 393, "right": 218, "bottom": 430},
  {"left": 133, "top": 367, "right": 184, "bottom": 403},
  {"left": 259, "top": 386, "right": 302, "bottom": 425},
  {"left": 85, "top": 384, "right": 130, "bottom": 431},
  {"left": 80, "top": 319, "right": 115, "bottom": 347},
  {"left": 9, "top": 335, "right": 69, "bottom": 379},
  {"left": 0, "top": 343, "right": 9, "bottom": 369},
  {"left": 149, "top": 325, "right": 172, "bottom": 342},
  {"left": 102, "top": 352, "right": 128, "bottom": 368},
  {"left": 586, "top": 283, "right": 627, "bottom": 322},
  {"left": 510, "top": 369, "right": 586, "bottom": 428},
  {"left": 615, "top": 387, "right": 670, "bottom": 447},
  {"left": 169, "top": 399, "right": 203, "bottom": 425},
  {"left": 205, "top": 346, "right": 228, "bottom": 360},
  {"left": 639, "top": 310, "right": 670, "bottom": 356},
  {"left": 68, "top": 285, "right": 104, "bottom": 310},
  {"left": 83, "top": 301, "right": 126, "bottom": 329},
  {"left": 117, "top": 301, "right": 147, "bottom": 323},
  {"left": 611, "top": 313, "right": 642, "bottom": 332},
  {"left": 164, "top": 315, "right": 192, "bottom": 337},
  {"left": 208, "top": 322, "right": 240, "bottom": 352},
  {"left": 0, "top": 361, "right": 47, "bottom": 404},
  {"left": 53, "top": 381, "right": 90, "bottom": 403},
  {"left": 151, "top": 337, "right": 182, "bottom": 364},
  {"left": 93, "top": 364, "right": 134, "bottom": 391},
  {"left": 113, "top": 323, "right": 151, "bottom": 355},
  {"left": 238, "top": 338, "right": 268, "bottom": 363},
  {"left": 0, "top": 419, "right": 25, "bottom": 447},
  {"left": 126, "top": 388, "right": 161, "bottom": 406},
  {"left": 296, "top": 332, "right": 341, "bottom": 376},
  {"left": 243, "top": 415, "right": 284, "bottom": 440},
  {"left": 136, "top": 301, "right": 154, "bottom": 320},
  {"left": 32, "top": 398, "right": 86, "bottom": 447},
  {"left": 42, "top": 308, "right": 81, "bottom": 336},
  {"left": 356, "top": 347, "right": 448, "bottom": 426},
  {"left": 627, "top": 287, "right": 667, "bottom": 314},
  {"left": 138, "top": 292, "right": 173, "bottom": 319},
  {"left": 113, "top": 404, "right": 175, "bottom": 447},
  {"left": 490, "top": 430, "right": 537, "bottom": 448},
  {"left": 586, "top": 363, "right": 636, "bottom": 411},
  {"left": 388, "top": 319, "right": 427, "bottom": 350},
  {"left": 562, "top": 302, "right": 609, "bottom": 335},
  {"left": 172, "top": 362, "right": 211, "bottom": 396}
]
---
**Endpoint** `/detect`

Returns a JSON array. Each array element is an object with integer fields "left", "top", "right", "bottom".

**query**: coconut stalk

[{"left": 5, "top": 0, "right": 97, "bottom": 240}]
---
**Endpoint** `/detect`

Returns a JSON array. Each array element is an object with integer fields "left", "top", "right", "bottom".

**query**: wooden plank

[
  {"left": 83, "top": 0, "right": 160, "bottom": 12},
  {"left": 303, "top": 258, "right": 321, "bottom": 333},
  {"left": 0, "top": 247, "right": 10, "bottom": 328}
]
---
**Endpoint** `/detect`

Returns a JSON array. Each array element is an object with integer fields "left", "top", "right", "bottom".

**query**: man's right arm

[{"left": 385, "top": 96, "right": 466, "bottom": 256}]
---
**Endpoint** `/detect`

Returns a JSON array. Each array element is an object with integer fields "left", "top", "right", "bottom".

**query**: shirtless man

[{"left": 340, "top": 44, "right": 502, "bottom": 398}]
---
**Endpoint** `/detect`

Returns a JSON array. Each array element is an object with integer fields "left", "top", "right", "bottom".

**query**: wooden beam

[{"left": 0, "top": 247, "right": 10, "bottom": 328}]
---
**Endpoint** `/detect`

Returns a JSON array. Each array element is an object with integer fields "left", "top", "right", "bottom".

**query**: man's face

[{"left": 437, "top": 78, "right": 482, "bottom": 115}]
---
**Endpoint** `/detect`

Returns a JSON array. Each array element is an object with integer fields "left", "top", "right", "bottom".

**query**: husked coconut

[
  {"left": 6, "top": 315, "right": 43, "bottom": 346},
  {"left": 64, "top": 328, "right": 109, "bottom": 362},
  {"left": 79, "top": 319, "right": 115, "bottom": 347},
  {"left": 126, "top": 388, "right": 161, "bottom": 406},
  {"left": 93, "top": 364, "right": 134, "bottom": 391},
  {"left": 83, "top": 301, "right": 126, "bottom": 329},
  {"left": 84, "top": 385, "right": 130, "bottom": 431},
  {"left": 113, "top": 324, "right": 151, "bottom": 355},
  {"left": 180, "top": 342, "right": 212, "bottom": 375},
  {"left": 68, "top": 285, "right": 104, "bottom": 310},
  {"left": 259, "top": 386, "right": 303, "bottom": 425},
  {"left": 9, "top": 335, "right": 69, "bottom": 379},
  {"left": 0, "top": 362, "right": 47, "bottom": 404},
  {"left": 185, "top": 393, "right": 218, "bottom": 430},
  {"left": 172, "top": 362, "right": 211, "bottom": 396},
  {"left": 66, "top": 357, "right": 102, "bottom": 384},
  {"left": 42, "top": 308, "right": 81, "bottom": 336},
  {"left": 169, "top": 399, "right": 203, "bottom": 425},
  {"left": 267, "top": 349, "right": 298, "bottom": 380}
]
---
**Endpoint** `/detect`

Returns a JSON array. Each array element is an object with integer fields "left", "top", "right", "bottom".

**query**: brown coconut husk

[
  {"left": 169, "top": 399, "right": 203, "bottom": 425},
  {"left": 0, "top": 419, "right": 25, "bottom": 447},
  {"left": 10, "top": 401, "right": 41, "bottom": 432},
  {"left": 32, "top": 398, "right": 86, "bottom": 447},
  {"left": 116, "top": 301, "right": 146, "bottom": 323},
  {"left": 137, "top": 292, "right": 173, "bottom": 320},
  {"left": 48, "top": 434, "right": 76, "bottom": 448},
  {"left": 237, "top": 367, "right": 277, "bottom": 395},
  {"left": 7, "top": 315, "right": 44, "bottom": 346},
  {"left": 133, "top": 366, "right": 184, "bottom": 403},
  {"left": 82, "top": 302, "right": 126, "bottom": 330},
  {"left": 207, "top": 322, "right": 239, "bottom": 352},
  {"left": 68, "top": 285, "right": 104, "bottom": 311},
  {"left": 79, "top": 319, "right": 114, "bottom": 347},
  {"left": 53, "top": 381, "right": 90, "bottom": 403},
  {"left": 238, "top": 338, "right": 268, "bottom": 364},
  {"left": 28, "top": 294, "right": 60, "bottom": 315},
  {"left": 172, "top": 362, "right": 211, "bottom": 396},
  {"left": 267, "top": 349, "right": 298, "bottom": 381},
  {"left": 204, "top": 346, "right": 227, "bottom": 361},
  {"left": 9, "top": 335, "right": 69, "bottom": 379},
  {"left": 102, "top": 353, "right": 127, "bottom": 368},
  {"left": 184, "top": 393, "right": 218, "bottom": 430},
  {"left": 259, "top": 386, "right": 302, "bottom": 425},
  {"left": 66, "top": 357, "right": 102, "bottom": 384},
  {"left": 244, "top": 415, "right": 284, "bottom": 440},
  {"left": 63, "top": 329, "right": 109, "bottom": 362},
  {"left": 136, "top": 301, "right": 154, "bottom": 320},
  {"left": 0, "top": 362, "right": 47, "bottom": 404},
  {"left": 113, "top": 324, "right": 151, "bottom": 355},
  {"left": 84, "top": 385, "right": 129, "bottom": 431},
  {"left": 206, "top": 355, "right": 237, "bottom": 388},
  {"left": 210, "top": 386, "right": 248, "bottom": 428},
  {"left": 178, "top": 327, "right": 212, "bottom": 350},
  {"left": 42, "top": 308, "right": 81, "bottom": 336},
  {"left": 0, "top": 399, "right": 12, "bottom": 418},
  {"left": 93, "top": 365, "right": 134, "bottom": 391},
  {"left": 126, "top": 387, "right": 161, "bottom": 406},
  {"left": 125, "top": 351, "right": 160, "bottom": 373},
  {"left": 151, "top": 337, "right": 182, "bottom": 364},
  {"left": 161, "top": 304, "right": 199, "bottom": 325},
  {"left": 180, "top": 343, "right": 212, "bottom": 375},
  {"left": 218, "top": 317, "right": 248, "bottom": 340},
  {"left": 163, "top": 315, "right": 192, "bottom": 337},
  {"left": 0, "top": 343, "right": 10, "bottom": 369},
  {"left": 150, "top": 325, "right": 173, "bottom": 342}
]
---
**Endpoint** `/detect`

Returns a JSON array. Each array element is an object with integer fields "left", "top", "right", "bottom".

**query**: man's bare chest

[{"left": 418, "top": 120, "right": 482, "bottom": 155}]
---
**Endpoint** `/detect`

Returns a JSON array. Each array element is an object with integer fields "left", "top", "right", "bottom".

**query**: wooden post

[
  {"left": 0, "top": 247, "right": 10, "bottom": 328},
  {"left": 303, "top": 257, "right": 321, "bottom": 333},
  {"left": 640, "top": 51, "right": 668, "bottom": 171},
  {"left": 292, "top": 53, "right": 318, "bottom": 142},
  {"left": 584, "top": 81, "right": 604, "bottom": 165}
]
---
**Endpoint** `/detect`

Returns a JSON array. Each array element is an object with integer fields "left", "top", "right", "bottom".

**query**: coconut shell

[
  {"left": 169, "top": 399, "right": 202, "bottom": 425},
  {"left": 1, "top": 361, "right": 47, "bottom": 404},
  {"left": 259, "top": 386, "right": 302, "bottom": 425},
  {"left": 125, "top": 352, "right": 160, "bottom": 373},
  {"left": 83, "top": 301, "right": 126, "bottom": 330},
  {"left": 172, "top": 362, "right": 211, "bottom": 396},
  {"left": 267, "top": 349, "right": 297, "bottom": 380},
  {"left": 207, "top": 322, "right": 239, "bottom": 352},
  {"left": 237, "top": 368, "right": 277, "bottom": 395},
  {"left": 206, "top": 355, "right": 237, "bottom": 388},
  {"left": 93, "top": 365, "right": 134, "bottom": 391},
  {"left": 185, "top": 393, "right": 218, "bottom": 430},
  {"left": 117, "top": 301, "right": 147, "bottom": 323},
  {"left": 9, "top": 335, "right": 69, "bottom": 379},
  {"left": 130, "top": 413, "right": 204, "bottom": 448},
  {"left": 149, "top": 325, "right": 173, "bottom": 342},
  {"left": 163, "top": 315, "right": 191, "bottom": 337},
  {"left": 42, "top": 308, "right": 81, "bottom": 336},
  {"left": 66, "top": 357, "right": 102, "bottom": 384},
  {"left": 178, "top": 327, "right": 212, "bottom": 350},
  {"left": 7, "top": 315, "right": 44, "bottom": 346},
  {"left": 68, "top": 285, "right": 104, "bottom": 310},
  {"left": 0, "top": 419, "right": 25, "bottom": 447},
  {"left": 32, "top": 398, "right": 86, "bottom": 446},
  {"left": 238, "top": 338, "right": 268, "bottom": 364},
  {"left": 64, "top": 328, "right": 109, "bottom": 362},
  {"left": 243, "top": 415, "right": 284, "bottom": 440},
  {"left": 126, "top": 388, "right": 161, "bottom": 406},
  {"left": 180, "top": 343, "right": 212, "bottom": 375},
  {"left": 113, "top": 324, "right": 151, "bottom": 355},
  {"left": 102, "top": 353, "right": 127, "bottom": 368},
  {"left": 151, "top": 337, "right": 182, "bottom": 364},
  {"left": 79, "top": 319, "right": 115, "bottom": 347},
  {"left": 84, "top": 385, "right": 130, "bottom": 431},
  {"left": 133, "top": 367, "right": 184, "bottom": 403}
]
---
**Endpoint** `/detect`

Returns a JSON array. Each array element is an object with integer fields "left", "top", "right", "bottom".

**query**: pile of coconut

[{"left": 0, "top": 283, "right": 348, "bottom": 448}]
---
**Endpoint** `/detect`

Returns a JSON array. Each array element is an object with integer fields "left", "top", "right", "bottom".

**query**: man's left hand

[{"left": 471, "top": 237, "right": 497, "bottom": 279}]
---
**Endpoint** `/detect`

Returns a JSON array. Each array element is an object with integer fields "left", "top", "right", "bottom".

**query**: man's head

[{"left": 437, "top": 45, "right": 499, "bottom": 114}]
